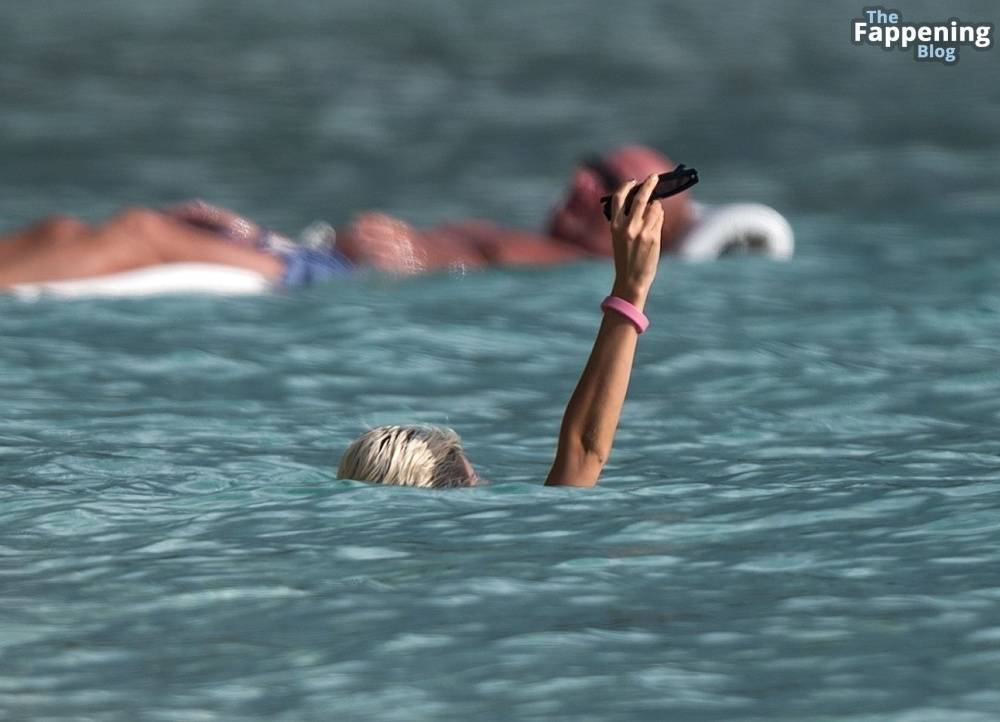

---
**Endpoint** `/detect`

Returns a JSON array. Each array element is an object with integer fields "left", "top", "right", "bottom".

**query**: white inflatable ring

[
  {"left": 6, "top": 205, "right": 794, "bottom": 300},
  {"left": 679, "top": 203, "right": 794, "bottom": 261}
]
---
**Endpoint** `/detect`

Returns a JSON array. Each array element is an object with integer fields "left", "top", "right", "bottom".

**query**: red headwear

[{"left": 547, "top": 145, "right": 696, "bottom": 254}]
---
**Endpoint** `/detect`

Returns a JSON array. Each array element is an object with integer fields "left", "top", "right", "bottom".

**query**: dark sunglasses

[{"left": 582, "top": 157, "right": 699, "bottom": 220}]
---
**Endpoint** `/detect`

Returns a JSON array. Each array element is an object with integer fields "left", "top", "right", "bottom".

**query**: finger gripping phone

[{"left": 600, "top": 164, "right": 699, "bottom": 220}]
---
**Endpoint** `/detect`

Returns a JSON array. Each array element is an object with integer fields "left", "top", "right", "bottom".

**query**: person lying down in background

[
  {"left": 339, "top": 175, "right": 668, "bottom": 488},
  {"left": 0, "top": 145, "right": 793, "bottom": 293},
  {"left": 339, "top": 145, "right": 793, "bottom": 272}
]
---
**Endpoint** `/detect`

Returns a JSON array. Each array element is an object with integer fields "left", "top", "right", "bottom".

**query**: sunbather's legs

[{"left": 0, "top": 208, "right": 282, "bottom": 287}]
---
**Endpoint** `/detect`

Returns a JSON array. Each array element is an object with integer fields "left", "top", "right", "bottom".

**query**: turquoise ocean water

[{"left": 2, "top": 1, "right": 999, "bottom": 719}]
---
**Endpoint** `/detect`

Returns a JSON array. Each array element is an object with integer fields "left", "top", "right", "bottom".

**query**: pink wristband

[{"left": 601, "top": 295, "right": 650, "bottom": 334}]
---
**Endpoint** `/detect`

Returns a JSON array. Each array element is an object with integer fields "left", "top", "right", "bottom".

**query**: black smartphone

[{"left": 600, "top": 164, "right": 699, "bottom": 220}]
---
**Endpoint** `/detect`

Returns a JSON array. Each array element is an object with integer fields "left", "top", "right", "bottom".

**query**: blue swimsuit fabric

[{"left": 278, "top": 247, "right": 354, "bottom": 287}]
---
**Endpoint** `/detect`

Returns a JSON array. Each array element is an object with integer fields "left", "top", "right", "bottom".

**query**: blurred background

[
  {"left": 3, "top": 3, "right": 1000, "bottom": 721},
  {"left": 1, "top": 0, "right": 997, "bottom": 233}
]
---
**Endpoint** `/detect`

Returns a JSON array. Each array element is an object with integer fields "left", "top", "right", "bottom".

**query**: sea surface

[{"left": 2, "top": 1, "right": 999, "bottom": 720}]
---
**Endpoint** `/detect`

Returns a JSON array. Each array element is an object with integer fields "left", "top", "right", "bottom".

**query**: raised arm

[{"left": 544, "top": 174, "right": 664, "bottom": 487}]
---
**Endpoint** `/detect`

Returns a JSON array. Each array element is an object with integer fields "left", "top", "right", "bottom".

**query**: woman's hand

[
  {"left": 543, "top": 173, "right": 667, "bottom": 488},
  {"left": 608, "top": 174, "right": 664, "bottom": 311}
]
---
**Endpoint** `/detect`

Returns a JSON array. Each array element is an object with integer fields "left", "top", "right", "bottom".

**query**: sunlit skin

[
  {"left": 545, "top": 174, "right": 664, "bottom": 487},
  {"left": 0, "top": 176, "right": 665, "bottom": 489},
  {"left": 0, "top": 146, "right": 691, "bottom": 287},
  {"left": 0, "top": 209, "right": 283, "bottom": 287},
  {"left": 336, "top": 145, "right": 695, "bottom": 273},
  {"left": 547, "top": 145, "right": 696, "bottom": 255}
]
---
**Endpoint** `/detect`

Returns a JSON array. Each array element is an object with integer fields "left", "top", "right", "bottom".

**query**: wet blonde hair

[{"left": 337, "top": 425, "right": 475, "bottom": 488}]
